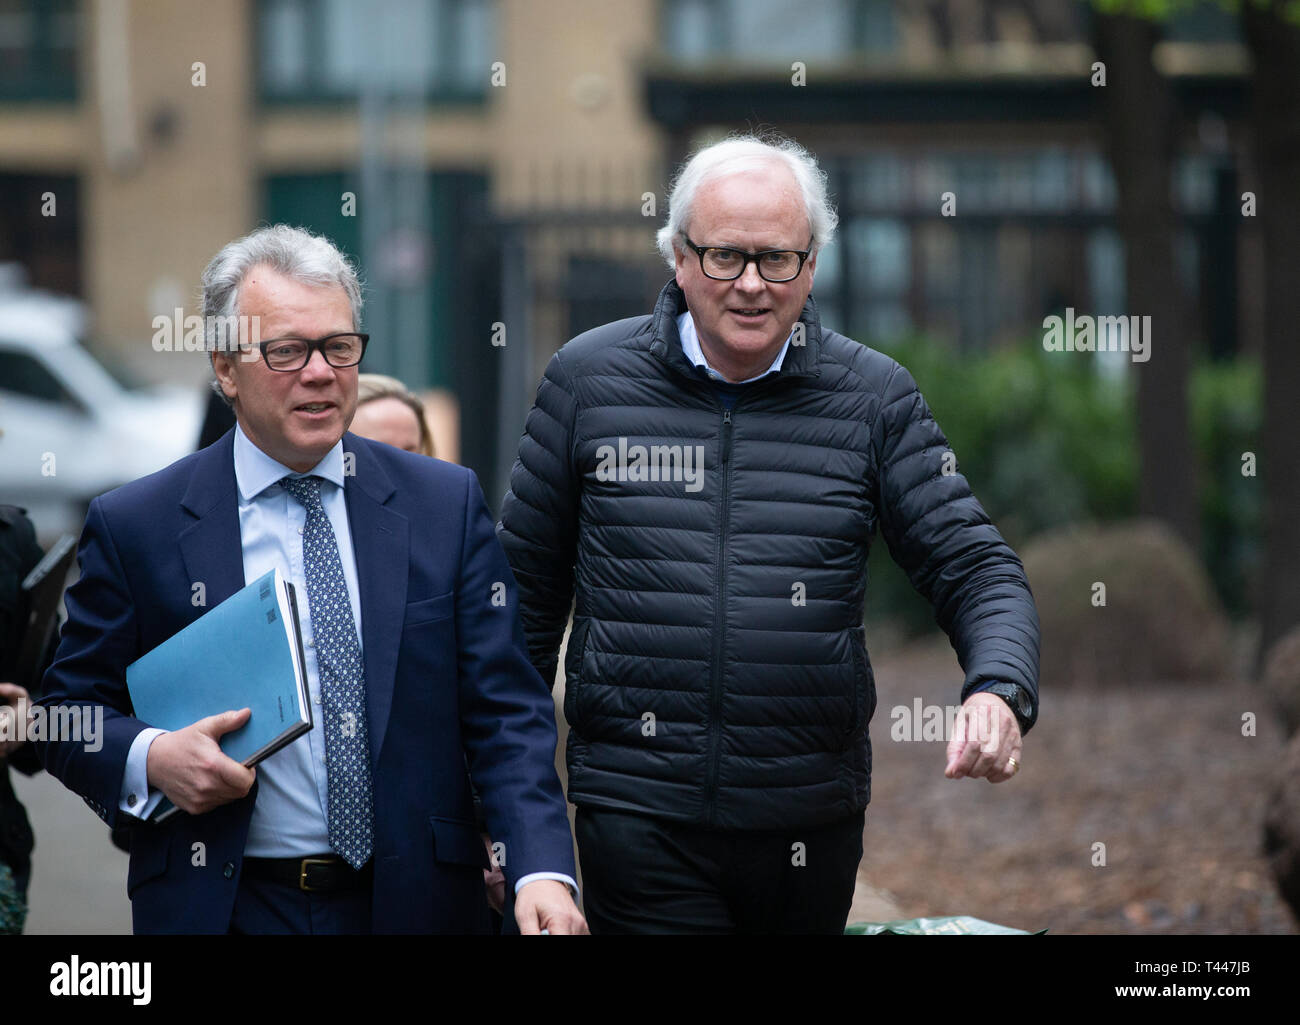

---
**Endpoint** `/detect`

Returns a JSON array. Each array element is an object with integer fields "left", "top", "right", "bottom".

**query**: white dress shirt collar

[
  {"left": 233, "top": 422, "right": 348, "bottom": 501},
  {"left": 677, "top": 311, "right": 792, "bottom": 384}
]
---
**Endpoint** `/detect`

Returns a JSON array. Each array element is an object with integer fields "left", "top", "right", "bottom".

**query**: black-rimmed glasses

[
  {"left": 257, "top": 333, "right": 369, "bottom": 372},
  {"left": 683, "top": 236, "right": 814, "bottom": 283}
]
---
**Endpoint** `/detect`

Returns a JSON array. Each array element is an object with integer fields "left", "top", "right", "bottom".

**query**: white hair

[
  {"left": 202, "top": 224, "right": 363, "bottom": 404},
  {"left": 655, "top": 134, "right": 838, "bottom": 268}
]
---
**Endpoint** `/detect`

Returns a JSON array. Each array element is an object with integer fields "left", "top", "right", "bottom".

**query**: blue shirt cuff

[{"left": 514, "top": 871, "right": 579, "bottom": 899}]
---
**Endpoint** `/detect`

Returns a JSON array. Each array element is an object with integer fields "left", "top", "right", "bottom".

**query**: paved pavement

[{"left": 12, "top": 768, "right": 132, "bottom": 934}]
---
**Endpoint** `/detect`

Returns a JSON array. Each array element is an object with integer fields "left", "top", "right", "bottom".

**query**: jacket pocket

[
  {"left": 561, "top": 617, "right": 591, "bottom": 728},
  {"left": 403, "top": 591, "right": 455, "bottom": 628},
  {"left": 430, "top": 815, "right": 490, "bottom": 869},
  {"left": 848, "top": 632, "right": 875, "bottom": 741},
  {"left": 126, "top": 834, "right": 170, "bottom": 897}
]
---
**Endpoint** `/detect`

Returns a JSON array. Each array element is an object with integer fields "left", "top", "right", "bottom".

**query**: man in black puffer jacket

[{"left": 498, "top": 134, "right": 1040, "bottom": 934}]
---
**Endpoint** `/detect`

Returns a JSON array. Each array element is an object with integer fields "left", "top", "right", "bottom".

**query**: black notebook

[{"left": 15, "top": 533, "right": 77, "bottom": 694}]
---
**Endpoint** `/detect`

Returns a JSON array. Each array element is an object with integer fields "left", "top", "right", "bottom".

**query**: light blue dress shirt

[
  {"left": 678, "top": 311, "right": 792, "bottom": 382},
  {"left": 119, "top": 424, "right": 574, "bottom": 895}
]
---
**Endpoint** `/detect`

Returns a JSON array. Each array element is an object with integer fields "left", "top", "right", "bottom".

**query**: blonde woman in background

[{"left": 350, "top": 373, "right": 435, "bottom": 456}]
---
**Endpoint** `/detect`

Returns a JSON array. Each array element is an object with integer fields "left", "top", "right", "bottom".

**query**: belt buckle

[{"left": 298, "top": 856, "right": 335, "bottom": 892}]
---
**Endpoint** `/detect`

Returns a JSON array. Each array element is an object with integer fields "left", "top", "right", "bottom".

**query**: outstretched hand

[{"left": 944, "top": 692, "right": 1022, "bottom": 783}]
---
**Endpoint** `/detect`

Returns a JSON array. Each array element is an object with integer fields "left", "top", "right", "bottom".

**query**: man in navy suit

[{"left": 36, "top": 225, "right": 585, "bottom": 935}]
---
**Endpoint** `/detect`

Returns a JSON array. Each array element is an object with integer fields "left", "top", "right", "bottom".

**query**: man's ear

[
  {"left": 673, "top": 240, "right": 688, "bottom": 289},
  {"left": 211, "top": 352, "right": 238, "bottom": 403}
]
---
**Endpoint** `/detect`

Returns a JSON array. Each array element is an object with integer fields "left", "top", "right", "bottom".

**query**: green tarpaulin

[{"left": 846, "top": 916, "right": 1046, "bottom": 935}]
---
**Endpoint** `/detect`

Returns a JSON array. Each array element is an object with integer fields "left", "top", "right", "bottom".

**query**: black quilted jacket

[{"left": 498, "top": 281, "right": 1040, "bottom": 830}]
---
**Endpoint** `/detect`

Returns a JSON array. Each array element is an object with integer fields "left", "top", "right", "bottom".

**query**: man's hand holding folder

[
  {"left": 145, "top": 707, "right": 257, "bottom": 816},
  {"left": 123, "top": 568, "right": 312, "bottom": 821}
]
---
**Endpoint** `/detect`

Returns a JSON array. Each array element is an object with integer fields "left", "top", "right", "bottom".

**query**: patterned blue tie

[{"left": 280, "top": 474, "right": 374, "bottom": 869}]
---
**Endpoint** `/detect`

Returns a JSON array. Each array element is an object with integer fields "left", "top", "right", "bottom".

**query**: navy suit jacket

[{"left": 36, "top": 429, "right": 576, "bottom": 934}]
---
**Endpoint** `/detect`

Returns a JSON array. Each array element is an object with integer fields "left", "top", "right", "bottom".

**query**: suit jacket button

[{"left": 223, "top": 862, "right": 235, "bottom": 879}]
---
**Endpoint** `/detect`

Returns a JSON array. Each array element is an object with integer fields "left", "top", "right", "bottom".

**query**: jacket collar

[
  {"left": 648, "top": 279, "right": 824, "bottom": 383},
  {"left": 179, "top": 428, "right": 398, "bottom": 516},
  {"left": 180, "top": 428, "right": 240, "bottom": 520}
]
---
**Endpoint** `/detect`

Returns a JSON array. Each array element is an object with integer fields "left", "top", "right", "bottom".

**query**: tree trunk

[
  {"left": 1241, "top": 1, "right": 1300, "bottom": 665},
  {"left": 1093, "top": 12, "right": 1201, "bottom": 554}
]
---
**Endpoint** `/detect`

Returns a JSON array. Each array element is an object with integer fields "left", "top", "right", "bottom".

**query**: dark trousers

[
  {"left": 575, "top": 806, "right": 865, "bottom": 934},
  {"left": 228, "top": 868, "right": 372, "bottom": 935}
]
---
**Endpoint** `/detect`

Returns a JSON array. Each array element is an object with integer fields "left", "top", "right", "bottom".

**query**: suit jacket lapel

[
  {"left": 341, "top": 434, "right": 408, "bottom": 771},
  {"left": 179, "top": 430, "right": 246, "bottom": 617}
]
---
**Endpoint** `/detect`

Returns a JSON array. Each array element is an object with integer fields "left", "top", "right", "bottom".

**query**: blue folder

[{"left": 126, "top": 568, "right": 312, "bottom": 820}]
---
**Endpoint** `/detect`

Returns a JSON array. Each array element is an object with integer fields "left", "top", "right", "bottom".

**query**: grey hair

[
  {"left": 203, "top": 224, "right": 363, "bottom": 405},
  {"left": 655, "top": 133, "right": 838, "bottom": 269}
]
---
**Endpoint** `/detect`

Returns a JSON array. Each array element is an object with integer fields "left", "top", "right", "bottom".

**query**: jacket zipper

[{"left": 704, "top": 405, "right": 733, "bottom": 825}]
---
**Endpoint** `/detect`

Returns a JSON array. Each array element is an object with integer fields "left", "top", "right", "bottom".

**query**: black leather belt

[{"left": 241, "top": 854, "right": 373, "bottom": 893}]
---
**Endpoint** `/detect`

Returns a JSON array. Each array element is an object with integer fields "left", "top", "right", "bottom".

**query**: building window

[
  {"left": 0, "top": 173, "right": 81, "bottom": 296},
  {"left": 0, "top": 0, "right": 79, "bottom": 101},
  {"left": 661, "top": 0, "right": 896, "bottom": 61},
  {"left": 259, "top": 0, "right": 495, "bottom": 102},
  {"left": 809, "top": 145, "right": 1225, "bottom": 350}
]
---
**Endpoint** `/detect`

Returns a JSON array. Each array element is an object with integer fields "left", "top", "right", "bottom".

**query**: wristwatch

[{"left": 982, "top": 682, "right": 1034, "bottom": 734}]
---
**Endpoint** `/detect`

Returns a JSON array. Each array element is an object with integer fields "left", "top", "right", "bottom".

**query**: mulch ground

[{"left": 858, "top": 639, "right": 1298, "bottom": 934}]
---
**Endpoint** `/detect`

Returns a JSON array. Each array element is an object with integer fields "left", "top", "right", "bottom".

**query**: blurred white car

[{"left": 0, "top": 273, "right": 203, "bottom": 536}]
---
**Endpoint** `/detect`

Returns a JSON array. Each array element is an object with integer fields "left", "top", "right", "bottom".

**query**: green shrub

[
  {"left": 860, "top": 336, "right": 1259, "bottom": 639},
  {"left": 1191, "top": 357, "right": 1261, "bottom": 616}
]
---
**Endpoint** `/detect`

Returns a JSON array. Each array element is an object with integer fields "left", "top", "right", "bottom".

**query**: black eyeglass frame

[
  {"left": 682, "top": 235, "right": 815, "bottom": 282},
  {"left": 256, "top": 332, "right": 370, "bottom": 372}
]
